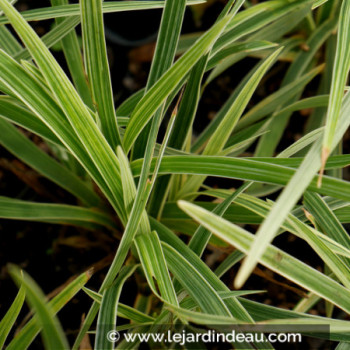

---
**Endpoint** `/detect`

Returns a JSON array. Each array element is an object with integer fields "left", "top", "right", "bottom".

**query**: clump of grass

[{"left": 0, "top": 0, "right": 350, "bottom": 349}]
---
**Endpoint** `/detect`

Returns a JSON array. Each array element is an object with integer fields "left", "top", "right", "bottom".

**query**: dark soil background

[{"left": 0, "top": 1, "right": 348, "bottom": 349}]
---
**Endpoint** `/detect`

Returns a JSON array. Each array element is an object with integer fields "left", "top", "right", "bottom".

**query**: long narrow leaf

[
  {"left": 95, "top": 265, "right": 137, "bottom": 350},
  {"left": 0, "top": 285, "right": 25, "bottom": 349},
  {"left": 204, "top": 48, "right": 282, "bottom": 155},
  {"left": 0, "top": 196, "right": 116, "bottom": 230},
  {"left": 123, "top": 14, "right": 232, "bottom": 152},
  {"left": 83, "top": 287, "right": 154, "bottom": 324},
  {"left": 0, "top": 0, "right": 127, "bottom": 222},
  {"left": 8, "top": 265, "right": 70, "bottom": 350},
  {"left": 0, "top": 119, "right": 101, "bottom": 207},
  {"left": 178, "top": 201, "right": 350, "bottom": 313},
  {"left": 51, "top": 0, "right": 93, "bottom": 108},
  {"left": 0, "top": 1, "right": 204, "bottom": 25},
  {"left": 132, "top": 0, "right": 187, "bottom": 159},
  {"left": 162, "top": 242, "right": 232, "bottom": 316},
  {"left": 235, "top": 91, "right": 350, "bottom": 288},
  {"left": 131, "top": 155, "right": 350, "bottom": 201},
  {"left": 322, "top": 0, "right": 350, "bottom": 162},
  {"left": 7, "top": 270, "right": 92, "bottom": 350},
  {"left": 304, "top": 192, "right": 350, "bottom": 252},
  {"left": 151, "top": 218, "right": 255, "bottom": 322},
  {"left": 135, "top": 231, "right": 178, "bottom": 306},
  {"left": 14, "top": 16, "right": 80, "bottom": 61},
  {"left": 81, "top": 0, "right": 121, "bottom": 149}
]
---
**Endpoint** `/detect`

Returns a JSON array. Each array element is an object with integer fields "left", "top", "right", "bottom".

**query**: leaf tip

[
  {"left": 86, "top": 268, "right": 94, "bottom": 279},
  {"left": 317, "top": 147, "right": 329, "bottom": 188},
  {"left": 302, "top": 208, "right": 316, "bottom": 228},
  {"left": 233, "top": 272, "right": 245, "bottom": 290},
  {"left": 116, "top": 145, "right": 123, "bottom": 156},
  {"left": 234, "top": 255, "right": 257, "bottom": 289},
  {"left": 177, "top": 200, "right": 188, "bottom": 210},
  {"left": 7, "top": 263, "right": 20, "bottom": 278}
]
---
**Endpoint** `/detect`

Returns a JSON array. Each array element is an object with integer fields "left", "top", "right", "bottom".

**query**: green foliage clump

[{"left": 0, "top": 0, "right": 350, "bottom": 349}]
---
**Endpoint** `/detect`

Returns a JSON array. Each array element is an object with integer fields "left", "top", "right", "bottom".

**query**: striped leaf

[
  {"left": 135, "top": 231, "right": 178, "bottom": 306},
  {"left": 8, "top": 265, "right": 70, "bottom": 350},
  {"left": 7, "top": 270, "right": 92, "bottom": 350},
  {"left": 322, "top": 0, "right": 350, "bottom": 161},
  {"left": 81, "top": 0, "right": 121, "bottom": 149},
  {"left": 95, "top": 265, "right": 137, "bottom": 350},
  {"left": 0, "top": 1, "right": 204, "bottom": 25},
  {"left": 123, "top": 14, "right": 232, "bottom": 152},
  {"left": 0, "top": 0, "right": 127, "bottom": 221},
  {"left": 178, "top": 201, "right": 350, "bottom": 313}
]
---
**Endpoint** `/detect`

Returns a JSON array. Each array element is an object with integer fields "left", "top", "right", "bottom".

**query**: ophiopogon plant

[{"left": 1, "top": 0, "right": 350, "bottom": 349}]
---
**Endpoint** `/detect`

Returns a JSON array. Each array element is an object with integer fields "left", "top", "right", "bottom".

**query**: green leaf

[
  {"left": 0, "top": 47, "right": 124, "bottom": 217},
  {"left": 161, "top": 195, "right": 350, "bottom": 228},
  {"left": 95, "top": 265, "right": 137, "bottom": 350},
  {"left": 272, "top": 95, "right": 329, "bottom": 125},
  {"left": 200, "top": 188, "right": 350, "bottom": 257},
  {"left": 207, "top": 40, "right": 278, "bottom": 70},
  {"left": 189, "top": 183, "right": 251, "bottom": 257},
  {"left": 0, "top": 96, "right": 61, "bottom": 144},
  {"left": 232, "top": 194, "right": 350, "bottom": 285},
  {"left": 194, "top": 49, "right": 316, "bottom": 153},
  {"left": 162, "top": 242, "right": 232, "bottom": 316},
  {"left": 255, "top": 16, "right": 337, "bottom": 157},
  {"left": 147, "top": 0, "right": 246, "bottom": 217},
  {"left": 132, "top": 0, "right": 188, "bottom": 160},
  {"left": 204, "top": 47, "right": 282, "bottom": 155},
  {"left": 82, "top": 5, "right": 201, "bottom": 347},
  {"left": 0, "top": 285, "right": 25, "bottom": 349},
  {"left": 168, "top": 305, "right": 350, "bottom": 337},
  {"left": 239, "top": 298, "right": 350, "bottom": 342},
  {"left": 147, "top": 57, "right": 208, "bottom": 216},
  {"left": 83, "top": 288, "right": 154, "bottom": 324},
  {"left": 0, "top": 1, "right": 204, "bottom": 25},
  {"left": 246, "top": 155, "right": 350, "bottom": 170},
  {"left": 214, "top": 0, "right": 312, "bottom": 54},
  {"left": 192, "top": 60, "right": 261, "bottom": 153},
  {"left": 116, "top": 89, "right": 144, "bottom": 116},
  {"left": 0, "top": 25, "right": 22, "bottom": 55},
  {"left": 0, "top": 196, "right": 116, "bottom": 230},
  {"left": 215, "top": 251, "right": 245, "bottom": 278},
  {"left": 207, "top": 1, "right": 313, "bottom": 83},
  {"left": 234, "top": 90, "right": 350, "bottom": 289},
  {"left": 117, "top": 146, "right": 150, "bottom": 232},
  {"left": 7, "top": 269, "right": 92, "bottom": 350},
  {"left": 0, "top": 0, "right": 127, "bottom": 221},
  {"left": 178, "top": 201, "right": 350, "bottom": 313},
  {"left": 277, "top": 127, "right": 324, "bottom": 158},
  {"left": 304, "top": 192, "right": 350, "bottom": 254},
  {"left": 81, "top": 0, "right": 121, "bottom": 149},
  {"left": 8, "top": 265, "right": 70, "bottom": 350},
  {"left": 123, "top": 13, "right": 232, "bottom": 152},
  {"left": 135, "top": 231, "right": 178, "bottom": 306},
  {"left": 236, "top": 66, "right": 325, "bottom": 132},
  {"left": 14, "top": 16, "right": 80, "bottom": 61},
  {"left": 322, "top": 0, "right": 350, "bottom": 161},
  {"left": 131, "top": 155, "right": 350, "bottom": 201},
  {"left": 50, "top": 0, "right": 93, "bottom": 108},
  {"left": 0, "top": 119, "right": 102, "bottom": 207},
  {"left": 152, "top": 219, "right": 254, "bottom": 322},
  {"left": 219, "top": 290, "right": 265, "bottom": 299},
  {"left": 312, "top": 0, "right": 329, "bottom": 9},
  {"left": 335, "top": 342, "right": 350, "bottom": 350}
]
